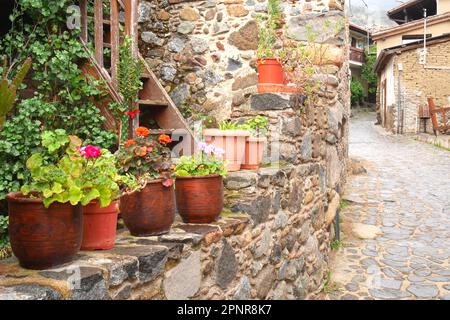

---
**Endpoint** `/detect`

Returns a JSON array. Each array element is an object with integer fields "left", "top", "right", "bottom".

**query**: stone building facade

[
  {"left": 375, "top": 35, "right": 450, "bottom": 134},
  {"left": 0, "top": 0, "right": 350, "bottom": 300}
]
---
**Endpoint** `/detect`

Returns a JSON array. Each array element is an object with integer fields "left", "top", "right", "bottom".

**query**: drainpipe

[
  {"left": 423, "top": 9, "right": 427, "bottom": 65},
  {"left": 397, "top": 63, "right": 403, "bottom": 134}
]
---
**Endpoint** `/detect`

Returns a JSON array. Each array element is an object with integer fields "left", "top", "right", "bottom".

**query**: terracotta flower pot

[
  {"left": 175, "top": 174, "right": 223, "bottom": 223},
  {"left": 120, "top": 180, "right": 175, "bottom": 236},
  {"left": 241, "top": 136, "right": 267, "bottom": 170},
  {"left": 203, "top": 128, "right": 249, "bottom": 172},
  {"left": 257, "top": 58, "right": 285, "bottom": 86},
  {"left": 6, "top": 192, "right": 83, "bottom": 270},
  {"left": 81, "top": 200, "right": 119, "bottom": 251}
]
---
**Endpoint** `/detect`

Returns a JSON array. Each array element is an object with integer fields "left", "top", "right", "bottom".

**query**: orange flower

[
  {"left": 124, "top": 139, "right": 136, "bottom": 148},
  {"left": 134, "top": 146, "right": 147, "bottom": 157},
  {"left": 158, "top": 134, "right": 172, "bottom": 145},
  {"left": 135, "top": 127, "right": 149, "bottom": 137}
]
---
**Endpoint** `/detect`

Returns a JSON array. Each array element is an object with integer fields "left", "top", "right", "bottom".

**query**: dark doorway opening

[{"left": 0, "top": 0, "right": 16, "bottom": 38}]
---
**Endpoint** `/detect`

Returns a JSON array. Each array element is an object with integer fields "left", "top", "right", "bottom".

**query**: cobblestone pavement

[{"left": 327, "top": 112, "right": 450, "bottom": 300}]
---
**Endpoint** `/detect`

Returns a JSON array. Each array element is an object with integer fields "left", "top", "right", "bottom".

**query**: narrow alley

[{"left": 328, "top": 112, "right": 450, "bottom": 300}]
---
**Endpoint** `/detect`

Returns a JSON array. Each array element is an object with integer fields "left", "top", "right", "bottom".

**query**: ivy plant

[{"left": 0, "top": 0, "right": 117, "bottom": 207}]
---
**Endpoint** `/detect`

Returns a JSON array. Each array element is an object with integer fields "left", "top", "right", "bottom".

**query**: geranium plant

[
  {"left": 175, "top": 142, "right": 227, "bottom": 177},
  {"left": 20, "top": 129, "right": 133, "bottom": 208},
  {"left": 116, "top": 126, "right": 174, "bottom": 189}
]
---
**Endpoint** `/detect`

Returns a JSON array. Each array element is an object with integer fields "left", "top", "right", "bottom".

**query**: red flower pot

[
  {"left": 6, "top": 192, "right": 83, "bottom": 270},
  {"left": 241, "top": 137, "right": 267, "bottom": 170},
  {"left": 81, "top": 200, "right": 119, "bottom": 251},
  {"left": 120, "top": 180, "right": 175, "bottom": 236},
  {"left": 203, "top": 129, "right": 249, "bottom": 172},
  {"left": 175, "top": 174, "right": 224, "bottom": 223},
  {"left": 257, "top": 58, "right": 285, "bottom": 86}
]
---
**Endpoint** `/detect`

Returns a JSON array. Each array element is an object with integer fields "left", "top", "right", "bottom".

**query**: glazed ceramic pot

[
  {"left": 7, "top": 192, "right": 83, "bottom": 270},
  {"left": 175, "top": 174, "right": 223, "bottom": 223},
  {"left": 120, "top": 180, "right": 175, "bottom": 236}
]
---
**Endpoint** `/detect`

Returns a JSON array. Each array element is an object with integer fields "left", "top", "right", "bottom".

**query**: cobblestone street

[{"left": 328, "top": 112, "right": 450, "bottom": 300}]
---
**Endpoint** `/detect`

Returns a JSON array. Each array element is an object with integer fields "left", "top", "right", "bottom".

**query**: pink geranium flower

[{"left": 79, "top": 145, "right": 101, "bottom": 158}]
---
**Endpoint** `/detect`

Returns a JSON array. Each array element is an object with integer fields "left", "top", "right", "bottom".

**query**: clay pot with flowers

[
  {"left": 174, "top": 142, "right": 227, "bottom": 223},
  {"left": 116, "top": 126, "right": 175, "bottom": 236},
  {"left": 77, "top": 145, "right": 136, "bottom": 251},
  {"left": 6, "top": 130, "right": 131, "bottom": 269}
]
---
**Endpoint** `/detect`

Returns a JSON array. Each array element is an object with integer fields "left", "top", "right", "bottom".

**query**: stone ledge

[{"left": 0, "top": 216, "right": 249, "bottom": 300}]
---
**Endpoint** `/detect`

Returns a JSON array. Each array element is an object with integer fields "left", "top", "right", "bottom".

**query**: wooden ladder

[{"left": 78, "top": 0, "right": 195, "bottom": 154}]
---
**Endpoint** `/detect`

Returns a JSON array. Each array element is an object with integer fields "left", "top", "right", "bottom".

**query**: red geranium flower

[
  {"left": 124, "top": 139, "right": 136, "bottom": 148},
  {"left": 136, "top": 127, "right": 149, "bottom": 137},
  {"left": 135, "top": 146, "right": 147, "bottom": 157},
  {"left": 123, "top": 109, "right": 141, "bottom": 119},
  {"left": 158, "top": 134, "right": 172, "bottom": 145},
  {"left": 79, "top": 145, "right": 101, "bottom": 158}
]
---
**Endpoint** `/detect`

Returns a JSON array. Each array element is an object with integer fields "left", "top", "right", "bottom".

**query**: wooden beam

[
  {"left": 79, "top": 0, "right": 88, "bottom": 42},
  {"left": 110, "top": 0, "right": 120, "bottom": 89},
  {"left": 94, "top": 0, "right": 104, "bottom": 67},
  {"left": 124, "top": 0, "right": 139, "bottom": 58}
]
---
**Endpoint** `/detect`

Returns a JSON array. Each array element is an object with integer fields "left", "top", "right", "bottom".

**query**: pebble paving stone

[{"left": 327, "top": 113, "right": 450, "bottom": 300}]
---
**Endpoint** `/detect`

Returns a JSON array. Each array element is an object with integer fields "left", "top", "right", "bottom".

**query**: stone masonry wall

[{"left": 0, "top": 0, "right": 350, "bottom": 300}]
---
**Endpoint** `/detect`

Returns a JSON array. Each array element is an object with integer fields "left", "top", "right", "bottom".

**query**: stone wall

[
  {"left": 0, "top": 165, "right": 342, "bottom": 300},
  {"left": 0, "top": 0, "right": 350, "bottom": 300}
]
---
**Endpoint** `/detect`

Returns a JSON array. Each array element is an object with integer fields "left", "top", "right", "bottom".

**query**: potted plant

[
  {"left": 256, "top": 0, "right": 285, "bottom": 92},
  {"left": 7, "top": 130, "right": 90, "bottom": 269},
  {"left": 116, "top": 126, "right": 175, "bottom": 236},
  {"left": 174, "top": 143, "right": 227, "bottom": 223},
  {"left": 79, "top": 145, "right": 136, "bottom": 251},
  {"left": 203, "top": 120, "right": 250, "bottom": 172},
  {"left": 240, "top": 116, "right": 268, "bottom": 170}
]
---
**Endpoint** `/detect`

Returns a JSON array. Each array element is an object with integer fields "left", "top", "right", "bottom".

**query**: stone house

[{"left": 373, "top": 0, "right": 450, "bottom": 133}]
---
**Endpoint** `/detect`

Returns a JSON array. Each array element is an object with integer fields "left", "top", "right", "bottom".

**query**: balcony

[{"left": 350, "top": 47, "right": 365, "bottom": 65}]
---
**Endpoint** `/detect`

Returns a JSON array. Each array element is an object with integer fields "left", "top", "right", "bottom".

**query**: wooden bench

[{"left": 427, "top": 97, "right": 450, "bottom": 136}]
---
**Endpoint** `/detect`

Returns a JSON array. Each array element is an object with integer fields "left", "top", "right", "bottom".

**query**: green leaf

[
  {"left": 68, "top": 186, "right": 82, "bottom": 205},
  {"left": 26, "top": 154, "right": 43, "bottom": 170},
  {"left": 52, "top": 182, "right": 63, "bottom": 194},
  {"left": 81, "top": 188, "right": 100, "bottom": 206}
]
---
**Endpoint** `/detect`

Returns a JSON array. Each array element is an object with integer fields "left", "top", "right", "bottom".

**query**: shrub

[{"left": 351, "top": 79, "right": 364, "bottom": 106}]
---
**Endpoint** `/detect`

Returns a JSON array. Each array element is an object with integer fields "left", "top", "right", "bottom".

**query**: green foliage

[
  {"left": 350, "top": 79, "right": 364, "bottom": 105},
  {"left": 0, "top": 215, "right": 9, "bottom": 248},
  {"left": 361, "top": 45, "right": 378, "bottom": 94},
  {"left": 240, "top": 116, "right": 268, "bottom": 137},
  {"left": 257, "top": 0, "right": 282, "bottom": 59},
  {"left": 218, "top": 120, "right": 242, "bottom": 131},
  {"left": 21, "top": 130, "right": 131, "bottom": 208},
  {"left": 339, "top": 199, "right": 349, "bottom": 211},
  {"left": 257, "top": 16, "right": 276, "bottom": 59},
  {"left": 118, "top": 36, "right": 143, "bottom": 107},
  {"left": 0, "top": 57, "right": 32, "bottom": 129},
  {"left": 0, "top": 1, "right": 117, "bottom": 206},
  {"left": 267, "top": 0, "right": 282, "bottom": 22},
  {"left": 175, "top": 155, "right": 227, "bottom": 178},
  {"left": 331, "top": 240, "right": 343, "bottom": 251}
]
